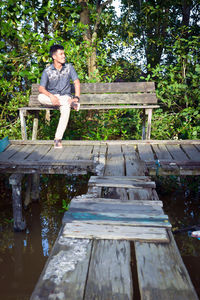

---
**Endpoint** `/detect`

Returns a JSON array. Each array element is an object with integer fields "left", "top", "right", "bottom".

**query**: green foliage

[
  {"left": 0, "top": 1, "right": 199, "bottom": 140},
  {"left": 144, "top": 35, "right": 200, "bottom": 139}
]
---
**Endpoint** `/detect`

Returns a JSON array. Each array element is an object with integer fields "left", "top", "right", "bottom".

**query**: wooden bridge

[{"left": 0, "top": 139, "right": 200, "bottom": 299}]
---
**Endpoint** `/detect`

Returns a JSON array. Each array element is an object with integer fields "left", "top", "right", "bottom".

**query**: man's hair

[{"left": 50, "top": 45, "right": 64, "bottom": 58}]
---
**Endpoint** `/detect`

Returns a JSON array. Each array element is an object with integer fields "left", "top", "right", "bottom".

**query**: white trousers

[{"left": 38, "top": 94, "right": 71, "bottom": 140}]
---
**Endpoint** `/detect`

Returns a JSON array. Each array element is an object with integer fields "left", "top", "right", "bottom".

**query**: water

[
  {"left": 156, "top": 175, "right": 200, "bottom": 297},
  {"left": 0, "top": 174, "right": 89, "bottom": 300},
  {"left": 0, "top": 174, "right": 199, "bottom": 299}
]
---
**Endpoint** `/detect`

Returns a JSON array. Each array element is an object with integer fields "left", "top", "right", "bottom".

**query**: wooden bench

[{"left": 19, "top": 82, "right": 159, "bottom": 140}]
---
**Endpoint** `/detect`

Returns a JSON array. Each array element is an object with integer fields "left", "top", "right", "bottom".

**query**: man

[{"left": 38, "top": 44, "right": 80, "bottom": 148}]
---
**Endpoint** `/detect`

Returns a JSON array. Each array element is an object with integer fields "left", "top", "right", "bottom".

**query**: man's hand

[
  {"left": 50, "top": 94, "right": 60, "bottom": 106},
  {"left": 69, "top": 97, "right": 80, "bottom": 111}
]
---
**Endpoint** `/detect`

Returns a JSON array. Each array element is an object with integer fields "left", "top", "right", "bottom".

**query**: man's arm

[
  {"left": 69, "top": 79, "right": 81, "bottom": 111},
  {"left": 38, "top": 85, "right": 60, "bottom": 106},
  {"left": 74, "top": 78, "right": 81, "bottom": 99}
]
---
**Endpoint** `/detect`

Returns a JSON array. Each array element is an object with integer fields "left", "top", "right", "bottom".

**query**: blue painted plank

[
  {"left": 63, "top": 211, "right": 171, "bottom": 227},
  {"left": 0, "top": 137, "right": 10, "bottom": 152}
]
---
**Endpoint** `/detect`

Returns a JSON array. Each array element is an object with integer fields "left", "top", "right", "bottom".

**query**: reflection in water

[
  {"left": 0, "top": 174, "right": 200, "bottom": 299},
  {"left": 0, "top": 174, "right": 89, "bottom": 300},
  {"left": 156, "top": 175, "right": 200, "bottom": 298}
]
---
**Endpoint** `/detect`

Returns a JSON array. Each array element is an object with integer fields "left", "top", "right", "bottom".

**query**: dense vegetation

[{"left": 0, "top": 0, "right": 199, "bottom": 140}]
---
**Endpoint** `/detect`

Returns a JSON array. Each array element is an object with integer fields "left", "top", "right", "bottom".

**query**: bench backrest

[{"left": 29, "top": 82, "right": 157, "bottom": 107}]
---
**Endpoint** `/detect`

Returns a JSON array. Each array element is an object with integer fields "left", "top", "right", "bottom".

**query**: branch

[{"left": 93, "top": 0, "right": 113, "bottom": 34}]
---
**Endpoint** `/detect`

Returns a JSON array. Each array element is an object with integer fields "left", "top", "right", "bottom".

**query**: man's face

[{"left": 52, "top": 49, "right": 65, "bottom": 64}]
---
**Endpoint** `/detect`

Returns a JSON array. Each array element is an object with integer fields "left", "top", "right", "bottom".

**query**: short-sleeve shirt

[{"left": 40, "top": 63, "right": 78, "bottom": 96}]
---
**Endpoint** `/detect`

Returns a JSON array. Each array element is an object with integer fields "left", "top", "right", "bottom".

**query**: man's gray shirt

[{"left": 40, "top": 63, "right": 78, "bottom": 96}]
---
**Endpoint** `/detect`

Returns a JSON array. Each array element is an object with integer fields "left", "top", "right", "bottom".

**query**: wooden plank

[
  {"left": 166, "top": 144, "right": 189, "bottom": 161},
  {"left": 7, "top": 145, "right": 37, "bottom": 161},
  {"left": 88, "top": 176, "right": 156, "bottom": 189},
  {"left": 80, "top": 105, "right": 160, "bottom": 110},
  {"left": 195, "top": 144, "right": 200, "bottom": 151},
  {"left": 103, "top": 145, "right": 127, "bottom": 199},
  {"left": 84, "top": 239, "right": 133, "bottom": 300},
  {"left": 72, "top": 196, "right": 163, "bottom": 206},
  {"left": 0, "top": 144, "right": 22, "bottom": 160},
  {"left": 64, "top": 211, "right": 169, "bottom": 226},
  {"left": 137, "top": 144, "right": 155, "bottom": 161},
  {"left": 39, "top": 145, "right": 67, "bottom": 162},
  {"left": 73, "top": 145, "right": 93, "bottom": 160},
  {"left": 181, "top": 144, "right": 200, "bottom": 161},
  {"left": 63, "top": 222, "right": 169, "bottom": 242},
  {"left": 152, "top": 144, "right": 173, "bottom": 160},
  {"left": 70, "top": 93, "right": 157, "bottom": 104},
  {"left": 104, "top": 144, "right": 124, "bottom": 176},
  {"left": 30, "top": 234, "right": 93, "bottom": 300},
  {"left": 9, "top": 139, "right": 200, "bottom": 146},
  {"left": 26, "top": 145, "right": 52, "bottom": 161},
  {"left": 29, "top": 93, "right": 157, "bottom": 105},
  {"left": 69, "top": 201, "right": 164, "bottom": 215},
  {"left": 32, "top": 82, "right": 156, "bottom": 94},
  {"left": 135, "top": 231, "right": 198, "bottom": 300}
]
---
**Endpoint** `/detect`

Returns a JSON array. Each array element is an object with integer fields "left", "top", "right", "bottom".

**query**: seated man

[{"left": 38, "top": 44, "right": 80, "bottom": 148}]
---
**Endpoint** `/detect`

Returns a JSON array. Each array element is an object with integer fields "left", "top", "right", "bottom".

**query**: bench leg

[
  {"left": 19, "top": 109, "right": 27, "bottom": 140},
  {"left": 9, "top": 174, "right": 26, "bottom": 231},
  {"left": 142, "top": 109, "right": 146, "bottom": 140},
  {"left": 146, "top": 108, "right": 152, "bottom": 139},
  {"left": 32, "top": 112, "right": 39, "bottom": 140},
  {"left": 45, "top": 109, "right": 51, "bottom": 124}
]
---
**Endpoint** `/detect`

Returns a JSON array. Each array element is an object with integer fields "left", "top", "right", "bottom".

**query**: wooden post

[
  {"left": 19, "top": 109, "right": 27, "bottom": 140},
  {"left": 9, "top": 174, "right": 26, "bottom": 231},
  {"left": 142, "top": 108, "right": 146, "bottom": 140},
  {"left": 32, "top": 111, "right": 39, "bottom": 140},
  {"left": 31, "top": 174, "right": 40, "bottom": 201},
  {"left": 146, "top": 108, "right": 152, "bottom": 140},
  {"left": 45, "top": 109, "right": 51, "bottom": 124},
  {"left": 24, "top": 174, "right": 32, "bottom": 209}
]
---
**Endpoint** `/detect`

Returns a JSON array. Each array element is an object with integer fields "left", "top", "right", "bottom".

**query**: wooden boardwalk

[
  {"left": 1, "top": 139, "right": 200, "bottom": 175},
  {"left": 0, "top": 140, "right": 200, "bottom": 299}
]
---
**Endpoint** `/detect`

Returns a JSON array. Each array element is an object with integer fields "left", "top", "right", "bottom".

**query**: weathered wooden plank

[
  {"left": 72, "top": 196, "right": 163, "bottom": 206},
  {"left": 135, "top": 231, "right": 198, "bottom": 300},
  {"left": 181, "top": 144, "right": 200, "bottom": 161},
  {"left": 63, "top": 203, "right": 171, "bottom": 227},
  {"left": 63, "top": 218, "right": 171, "bottom": 228},
  {"left": 69, "top": 201, "right": 164, "bottom": 215},
  {"left": 137, "top": 144, "right": 155, "bottom": 161},
  {"left": 39, "top": 145, "right": 66, "bottom": 162},
  {"left": 122, "top": 145, "right": 147, "bottom": 176},
  {"left": 29, "top": 93, "right": 157, "bottom": 105},
  {"left": 152, "top": 144, "right": 173, "bottom": 160},
  {"left": 32, "top": 82, "right": 156, "bottom": 94},
  {"left": 166, "top": 144, "right": 189, "bottom": 161},
  {"left": 7, "top": 145, "right": 37, "bottom": 161},
  {"left": 26, "top": 145, "right": 52, "bottom": 161},
  {"left": 88, "top": 176, "right": 156, "bottom": 188},
  {"left": 195, "top": 144, "right": 200, "bottom": 151},
  {"left": 64, "top": 210, "right": 169, "bottom": 224},
  {"left": 30, "top": 235, "right": 92, "bottom": 300},
  {"left": 0, "top": 144, "right": 22, "bottom": 160},
  {"left": 63, "top": 222, "right": 169, "bottom": 242},
  {"left": 9, "top": 139, "right": 200, "bottom": 146},
  {"left": 0, "top": 159, "right": 95, "bottom": 167},
  {"left": 104, "top": 145, "right": 124, "bottom": 176},
  {"left": 84, "top": 239, "right": 133, "bottom": 300},
  {"left": 103, "top": 144, "right": 127, "bottom": 199}
]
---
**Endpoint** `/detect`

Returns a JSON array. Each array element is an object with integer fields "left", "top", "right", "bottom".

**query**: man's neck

[{"left": 53, "top": 61, "right": 63, "bottom": 70}]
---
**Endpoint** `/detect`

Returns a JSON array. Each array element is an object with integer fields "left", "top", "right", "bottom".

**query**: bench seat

[{"left": 19, "top": 82, "right": 160, "bottom": 140}]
